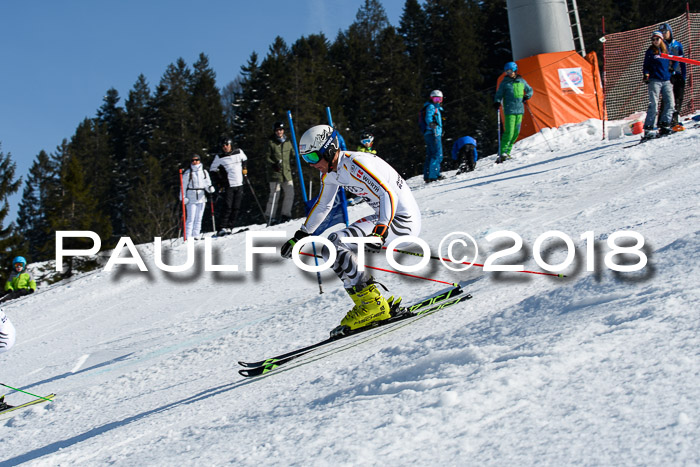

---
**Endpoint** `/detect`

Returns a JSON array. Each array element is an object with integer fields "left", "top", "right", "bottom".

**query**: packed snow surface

[{"left": 2, "top": 118, "right": 699, "bottom": 466}]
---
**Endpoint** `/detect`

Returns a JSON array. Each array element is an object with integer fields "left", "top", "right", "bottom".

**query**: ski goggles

[
  {"left": 360, "top": 137, "right": 374, "bottom": 146},
  {"left": 431, "top": 96, "right": 443, "bottom": 104},
  {"left": 301, "top": 151, "right": 322, "bottom": 164}
]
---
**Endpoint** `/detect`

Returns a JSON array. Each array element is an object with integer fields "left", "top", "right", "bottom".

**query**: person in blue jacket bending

[{"left": 452, "top": 136, "right": 478, "bottom": 174}]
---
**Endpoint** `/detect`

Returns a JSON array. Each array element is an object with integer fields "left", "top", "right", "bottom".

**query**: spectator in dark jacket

[
  {"left": 643, "top": 31, "right": 673, "bottom": 138},
  {"left": 265, "top": 121, "right": 295, "bottom": 224},
  {"left": 658, "top": 23, "right": 686, "bottom": 126}
]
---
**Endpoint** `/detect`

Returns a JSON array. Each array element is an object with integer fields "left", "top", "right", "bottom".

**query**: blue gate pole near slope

[
  {"left": 324, "top": 107, "right": 350, "bottom": 228},
  {"left": 287, "top": 110, "right": 323, "bottom": 294}
]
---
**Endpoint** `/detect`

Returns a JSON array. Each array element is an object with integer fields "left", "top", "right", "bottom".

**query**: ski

[
  {"left": 0, "top": 393, "right": 56, "bottom": 420},
  {"left": 623, "top": 124, "right": 696, "bottom": 149},
  {"left": 238, "top": 286, "right": 471, "bottom": 378}
]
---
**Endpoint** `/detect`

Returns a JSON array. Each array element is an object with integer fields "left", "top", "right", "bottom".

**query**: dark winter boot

[
  {"left": 642, "top": 126, "right": 657, "bottom": 140},
  {"left": 0, "top": 396, "right": 13, "bottom": 411},
  {"left": 658, "top": 123, "right": 672, "bottom": 137}
]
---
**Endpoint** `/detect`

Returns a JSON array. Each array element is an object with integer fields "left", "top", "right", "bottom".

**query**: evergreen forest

[{"left": 0, "top": 0, "right": 690, "bottom": 278}]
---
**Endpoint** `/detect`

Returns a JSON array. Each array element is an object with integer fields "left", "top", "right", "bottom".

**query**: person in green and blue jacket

[
  {"left": 494, "top": 62, "right": 533, "bottom": 162},
  {"left": 357, "top": 132, "right": 377, "bottom": 154},
  {"left": 2, "top": 256, "right": 36, "bottom": 302}
]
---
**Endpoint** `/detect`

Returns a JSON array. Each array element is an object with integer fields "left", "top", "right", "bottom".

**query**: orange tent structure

[{"left": 498, "top": 51, "right": 605, "bottom": 141}]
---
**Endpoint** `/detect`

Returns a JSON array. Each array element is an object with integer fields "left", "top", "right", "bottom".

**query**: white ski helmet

[
  {"left": 430, "top": 89, "right": 443, "bottom": 99},
  {"left": 298, "top": 125, "right": 340, "bottom": 164}
]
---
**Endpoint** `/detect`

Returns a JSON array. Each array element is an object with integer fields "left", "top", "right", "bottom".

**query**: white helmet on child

[
  {"left": 298, "top": 125, "right": 340, "bottom": 164},
  {"left": 430, "top": 90, "right": 443, "bottom": 98}
]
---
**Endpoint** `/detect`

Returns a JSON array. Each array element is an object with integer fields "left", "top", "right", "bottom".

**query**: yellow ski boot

[{"left": 331, "top": 281, "right": 391, "bottom": 337}]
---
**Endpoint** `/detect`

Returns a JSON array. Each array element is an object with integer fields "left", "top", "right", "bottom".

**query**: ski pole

[
  {"left": 244, "top": 174, "right": 266, "bottom": 221},
  {"left": 288, "top": 110, "right": 323, "bottom": 294},
  {"left": 298, "top": 252, "right": 457, "bottom": 286},
  {"left": 376, "top": 245, "right": 565, "bottom": 278},
  {"left": 267, "top": 190, "right": 277, "bottom": 227},
  {"left": 0, "top": 383, "right": 53, "bottom": 401},
  {"left": 179, "top": 169, "right": 187, "bottom": 241},
  {"left": 209, "top": 195, "right": 216, "bottom": 233},
  {"left": 526, "top": 102, "right": 554, "bottom": 152},
  {"left": 497, "top": 108, "right": 502, "bottom": 156}
]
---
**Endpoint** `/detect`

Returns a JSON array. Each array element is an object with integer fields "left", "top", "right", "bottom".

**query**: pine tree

[
  {"left": 16, "top": 149, "right": 59, "bottom": 261},
  {"left": 0, "top": 144, "right": 22, "bottom": 269},
  {"left": 97, "top": 89, "right": 129, "bottom": 237},
  {"left": 48, "top": 142, "right": 112, "bottom": 275},
  {"left": 151, "top": 58, "right": 197, "bottom": 178},
  {"left": 189, "top": 53, "right": 226, "bottom": 161},
  {"left": 373, "top": 25, "right": 424, "bottom": 177}
]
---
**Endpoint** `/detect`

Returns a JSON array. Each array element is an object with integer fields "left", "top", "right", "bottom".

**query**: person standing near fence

[
  {"left": 658, "top": 23, "right": 686, "bottom": 126},
  {"left": 265, "top": 121, "right": 295, "bottom": 225},
  {"left": 643, "top": 31, "right": 673, "bottom": 139},
  {"left": 210, "top": 136, "right": 248, "bottom": 235},
  {"left": 181, "top": 154, "right": 215, "bottom": 240},
  {"left": 494, "top": 62, "right": 533, "bottom": 163}
]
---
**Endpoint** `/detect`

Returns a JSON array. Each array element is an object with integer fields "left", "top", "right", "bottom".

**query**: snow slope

[{"left": 2, "top": 118, "right": 699, "bottom": 466}]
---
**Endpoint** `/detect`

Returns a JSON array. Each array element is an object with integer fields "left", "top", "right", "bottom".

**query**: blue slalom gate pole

[
  {"left": 325, "top": 107, "right": 350, "bottom": 227},
  {"left": 287, "top": 110, "right": 323, "bottom": 294}
]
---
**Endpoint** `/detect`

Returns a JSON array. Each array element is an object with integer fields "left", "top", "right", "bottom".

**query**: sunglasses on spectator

[{"left": 191, "top": 158, "right": 201, "bottom": 162}]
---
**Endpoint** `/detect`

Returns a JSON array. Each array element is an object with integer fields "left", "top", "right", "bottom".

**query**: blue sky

[{"left": 0, "top": 0, "right": 406, "bottom": 223}]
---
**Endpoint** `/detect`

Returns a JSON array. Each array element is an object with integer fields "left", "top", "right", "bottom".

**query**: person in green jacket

[
  {"left": 494, "top": 61, "right": 533, "bottom": 163},
  {"left": 265, "top": 121, "right": 295, "bottom": 224},
  {"left": 357, "top": 131, "right": 377, "bottom": 154},
  {"left": 2, "top": 256, "right": 36, "bottom": 302}
]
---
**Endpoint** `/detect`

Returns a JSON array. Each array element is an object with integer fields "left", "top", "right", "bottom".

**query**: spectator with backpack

[
  {"left": 181, "top": 154, "right": 215, "bottom": 240},
  {"left": 494, "top": 62, "right": 533, "bottom": 163},
  {"left": 1, "top": 256, "right": 36, "bottom": 303},
  {"left": 452, "top": 136, "right": 478, "bottom": 174},
  {"left": 420, "top": 90, "right": 445, "bottom": 183},
  {"left": 209, "top": 136, "right": 248, "bottom": 235},
  {"left": 658, "top": 23, "right": 686, "bottom": 126}
]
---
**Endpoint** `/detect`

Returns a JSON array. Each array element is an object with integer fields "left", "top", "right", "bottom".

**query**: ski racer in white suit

[
  {"left": 181, "top": 154, "right": 215, "bottom": 239},
  {"left": 0, "top": 308, "right": 16, "bottom": 354},
  {"left": 281, "top": 125, "right": 421, "bottom": 336},
  {"left": 0, "top": 308, "right": 17, "bottom": 410}
]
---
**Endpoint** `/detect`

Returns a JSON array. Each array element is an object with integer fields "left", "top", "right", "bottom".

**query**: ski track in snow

[{"left": 1, "top": 118, "right": 699, "bottom": 465}]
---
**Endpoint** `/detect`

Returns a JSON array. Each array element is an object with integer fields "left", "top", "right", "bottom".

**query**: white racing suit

[
  {"left": 0, "top": 309, "right": 16, "bottom": 353},
  {"left": 301, "top": 151, "right": 421, "bottom": 288}
]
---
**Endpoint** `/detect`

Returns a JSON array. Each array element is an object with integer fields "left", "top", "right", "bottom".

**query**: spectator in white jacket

[
  {"left": 209, "top": 136, "right": 248, "bottom": 235},
  {"left": 181, "top": 154, "right": 215, "bottom": 240}
]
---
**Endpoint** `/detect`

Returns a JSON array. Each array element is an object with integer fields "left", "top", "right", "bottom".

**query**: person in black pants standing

[{"left": 209, "top": 136, "right": 248, "bottom": 235}]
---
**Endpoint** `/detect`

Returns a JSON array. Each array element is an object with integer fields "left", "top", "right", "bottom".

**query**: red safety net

[{"left": 603, "top": 12, "right": 699, "bottom": 120}]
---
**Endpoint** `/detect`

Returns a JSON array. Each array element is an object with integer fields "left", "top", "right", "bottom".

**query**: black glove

[
  {"left": 643, "top": 75, "right": 650, "bottom": 84},
  {"left": 494, "top": 102, "right": 501, "bottom": 110},
  {"left": 281, "top": 230, "right": 310, "bottom": 258},
  {"left": 671, "top": 74, "right": 685, "bottom": 87},
  {"left": 274, "top": 161, "right": 282, "bottom": 173},
  {"left": 523, "top": 96, "right": 529, "bottom": 102},
  {"left": 4, "top": 291, "right": 20, "bottom": 301},
  {"left": 365, "top": 224, "right": 389, "bottom": 252}
]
